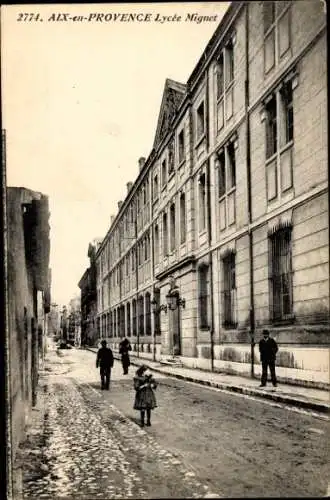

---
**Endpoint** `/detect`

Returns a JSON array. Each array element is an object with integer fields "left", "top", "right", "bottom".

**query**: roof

[{"left": 152, "top": 78, "right": 187, "bottom": 150}]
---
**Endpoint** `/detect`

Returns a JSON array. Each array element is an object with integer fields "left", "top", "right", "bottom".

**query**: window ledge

[
  {"left": 178, "top": 159, "right": 186, "bottom": 169},
  {"left": 199, "top": 326, "right": 210, "bottom": 331},
  {"left": 168, "top": 171, "right": 175, "bottom": 181}
]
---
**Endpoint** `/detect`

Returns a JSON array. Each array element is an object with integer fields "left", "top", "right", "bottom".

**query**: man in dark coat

[
  {"left": 119, "top": 337, "right": 132, "bottom": 375},
  {"left": 96, "top": 340, "right": 114, "bottom": 390},
  {"left": 259, "top": 329, "right": 278, "bottom": 387}
]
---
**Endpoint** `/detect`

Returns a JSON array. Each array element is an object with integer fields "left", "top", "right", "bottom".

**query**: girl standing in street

[{"left": 133, "top": 365, "right": 157, "bottom": 427}]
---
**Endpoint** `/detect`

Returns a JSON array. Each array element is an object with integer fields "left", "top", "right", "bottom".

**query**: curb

[{"left": 86, "top": 348, "right": 330, "bottom": 414}]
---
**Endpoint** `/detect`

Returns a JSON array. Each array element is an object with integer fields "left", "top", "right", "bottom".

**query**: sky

[{"left": 2, "top": 2, "right": 230, "bottom": 308}]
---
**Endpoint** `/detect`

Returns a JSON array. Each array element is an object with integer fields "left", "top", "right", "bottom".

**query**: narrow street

[{"left": 20, "top": 345, "right": 329, "bottom": 499}]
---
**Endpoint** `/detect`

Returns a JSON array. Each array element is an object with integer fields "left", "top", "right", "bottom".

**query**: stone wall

[{"left": 7, "top": 187, "right": 50, "bottom": 461}]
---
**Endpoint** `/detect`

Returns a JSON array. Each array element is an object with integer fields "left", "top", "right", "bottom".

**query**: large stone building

[
  {"left": 5, "top": 183, "right": 51, "bottom": 495},
  {"left": 95, "top": 1, "right": 328, "bottom": 387},
  {"left": 78, "top": 239, "right": 101, "bottom": 346}
]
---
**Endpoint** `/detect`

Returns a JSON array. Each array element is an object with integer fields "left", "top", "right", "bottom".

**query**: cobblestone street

[{"left": 18, "top": 346, "right": 330, "bottom": 499}]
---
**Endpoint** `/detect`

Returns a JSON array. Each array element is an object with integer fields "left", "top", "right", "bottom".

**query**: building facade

[
  {"left": 95, "top": 1, "right": 328, "bottom": 387},
  {"left": 78, "top": 240, "right": 99, "bottom": 346},
  {"left": 6, "top": 185, "right": 51, "bottom": 485}
]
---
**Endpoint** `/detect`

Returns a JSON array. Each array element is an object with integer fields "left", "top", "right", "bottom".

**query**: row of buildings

[{"left": 79, "top": 1, "right": 328, "bottom": 388}]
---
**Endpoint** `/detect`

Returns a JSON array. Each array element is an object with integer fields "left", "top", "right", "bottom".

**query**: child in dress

[{"left": 133, "top": 365, "right": 157, "bottom": 427}]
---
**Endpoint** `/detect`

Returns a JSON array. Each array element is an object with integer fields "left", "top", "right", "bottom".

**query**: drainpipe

[
  {"left": 205, "top": 69, "right": 215, "bottom": 372},
  {"left": 150, "top": 169, "right": 156, "bottom": 362},
  {"left": 245, "top": 3, "right": 255, "bottom": 378},
  {"left": 3, "top": 130, "right": 13, "bottom": 500},
  {"left": 135, "top": 200, "right": 139, "bottom": 357}
]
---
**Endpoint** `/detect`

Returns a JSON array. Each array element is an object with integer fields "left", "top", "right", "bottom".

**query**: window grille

[
  {"left": 221, "top": 252, "right": 237, "bottom": 328},
  {"left": 198, "top": 265, "right": 209, "bottom": 328},
  {"left": 132, "top": 300, "right": 137, "bottom": 336},
  {"left": 145, "top": 294, "right": 151, "bottom": 336},
  {"left": 138, "top": 296, "right": 144, "bottom": 336},
  {"left": 268, "top": 226, "right": 294, "bottom": 322},
  {"left": 154, "top": 288, "right": 161, "bottom": 335},
  {"left": 126, "top": 303, "right": 131, "bottom": 337}
]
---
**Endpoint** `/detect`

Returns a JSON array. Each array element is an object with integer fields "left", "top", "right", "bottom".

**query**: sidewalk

[{"left": 88, "top": 347, "right": 329, "bottom": 414}]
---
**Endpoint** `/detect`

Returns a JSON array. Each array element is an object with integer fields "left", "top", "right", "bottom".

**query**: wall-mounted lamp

[
  {"left": 165, "top": 293, "right": 186, "bottom": 311},
  {"left": 151, "top": 298, "right": 168, "bottom": 314}
]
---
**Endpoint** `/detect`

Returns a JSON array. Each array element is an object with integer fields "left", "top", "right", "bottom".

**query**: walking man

[
  {"left": 119, "top": 337, "right": 132, "bottom": 375},
  {"left": 259, "top": 329, "right": 278, "bottom": 387},
  {"left": 96, "top": 340, "right": 114, "bottom": 390}
]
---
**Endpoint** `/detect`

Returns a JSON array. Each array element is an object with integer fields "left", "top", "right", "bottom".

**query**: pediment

[{"left": 153, "top": 79, "right": 186, "bottom": 150}]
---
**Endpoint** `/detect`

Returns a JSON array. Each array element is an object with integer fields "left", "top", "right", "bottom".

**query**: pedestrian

[
  {"left": 133, "top": 365, "right": 157, "bottom": 427},
  {"left": 119, "top": 337, "right": 132, "bottom": 375},
  {"left": 259, "top": 329, "right": 278, "bottom": 387},
  {"left": 96, "top": 340, "right": 114, "bottom": 390}
]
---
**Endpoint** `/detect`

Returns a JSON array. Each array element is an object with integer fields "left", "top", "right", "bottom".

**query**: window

[
  {"left": 227, "top": 142, "right": 236, "bottom": 190},
  {"left": 153, "top": 288, "right": 161, "bottom": 335},
  {"left": 216, "top": 140, "right": 237, "bottom": 229},
  {"left": 109, "top": 311, "right": 113, "bottom": 338},
  {"left": 145, "top": 180, "right": 149, "bottom": 204},
  {"left": 180, "top": 193, "right": 186, "bottom": 244},
  {"left": 222, "top": 252, "right": 237, "bottom": 328},
  {"left": 269, "top": 226, "right": 293, "bottom": 322},
  {"left": 265, "top": 80, "right": 294, "bottom": 201},
  {"left": 264, "top": 1, "right": 291, "bottom": 74},
  {"left": 138, "top": 240, "right": 143, "bottom": 266},
  {"left": 196, "top": 101, "right": 205, "bottom": 140},
  {"left": 154, "top": 224, "right": 159, "bottom": 264},
  {"left": 161, "top": 159, "right": 167, "bottom": 187},
  {"left": 132, "top": 299, "right": 137, "bottom": 336},
  {"left": 281, "top": 81, "right": 293, "bottom": 144},
  {"left": 198, "top": 173, "right": 206, "bottom": 232},
  {"left": 153, "top": 174, "right": 159, "bottom": 200},
  {"left": 126, "top": 303, "right": 131, "bottom": 337},
  {"left": 225, "top": 39, "right": 234, "bottom": 87},
  {"left": 163, "top": 212, "right": 168, "bottom": 256},
  {"left": 170, "top": 203, "right": 176, "bottom": 252},
  {"left": 144, "top": 232, "right": 150, "bottom": 261},
  {"left": 113, "top": 309, "right": 117, "bottom": 337},
  {"left": 266, "top": 96, "right": 277, "bottom": 158},
  {"left": 117, "top": 307, "right": 120, "bottom": 338},
  {"left": 178, "top": 129, "right": 185, "bottom": 164},
  {"left": 215, "top": 36, "right": 235, "bottom": 129},
  {"left": 120, "top": 305, "right": 125, "bottom": 338},
  {"left": 132, "top": 247, "right": 136, "bottom": 271},
  {"left": 216, "top": 52, "right": 224, "bottom": 100},
  {"left": 126, "top": 254, "right": 129, "bottom": 276},
  {"left": 145, "top": 293, "right": 151, "bottom": 335},
  {"left": 168, "top": 140, "right": 175, "bottom": 176},
  {"left": 263, "top": 1, "right": 275, "bottom": 33},
  {"left": 217, "top": 151, "right": 226, "bottom": 198},
  {"left": 198, "top": 265, "right": 209, "bottom": 329},
  {"left": 138, "top": 296, "right": 144, "bottom": 336}
]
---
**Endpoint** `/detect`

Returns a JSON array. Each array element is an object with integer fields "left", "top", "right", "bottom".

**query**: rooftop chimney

[
  {"left": 110, "top": 215, "right": 115, "bottom": 225},
  {"left": 138, "top": 157, "right": 146, "bottom": 171},
  {"left": 118, "top": 201, "right": 123, "bottom": 211},
  {"left": 127, "top": 182, "right": 133, "bottom": 193}
]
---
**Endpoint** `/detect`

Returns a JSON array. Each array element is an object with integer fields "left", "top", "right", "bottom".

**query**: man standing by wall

[
  {"left": 96, "top": 340, "right": 114, "bottom": 390},
  {"left": 259, "top": 329, "right": 278, "bottom": 387}
]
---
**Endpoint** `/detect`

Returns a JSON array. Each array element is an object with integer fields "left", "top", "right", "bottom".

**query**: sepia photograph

[{"left": 1, "top": 1, "right": 329, "bottom": 498}]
